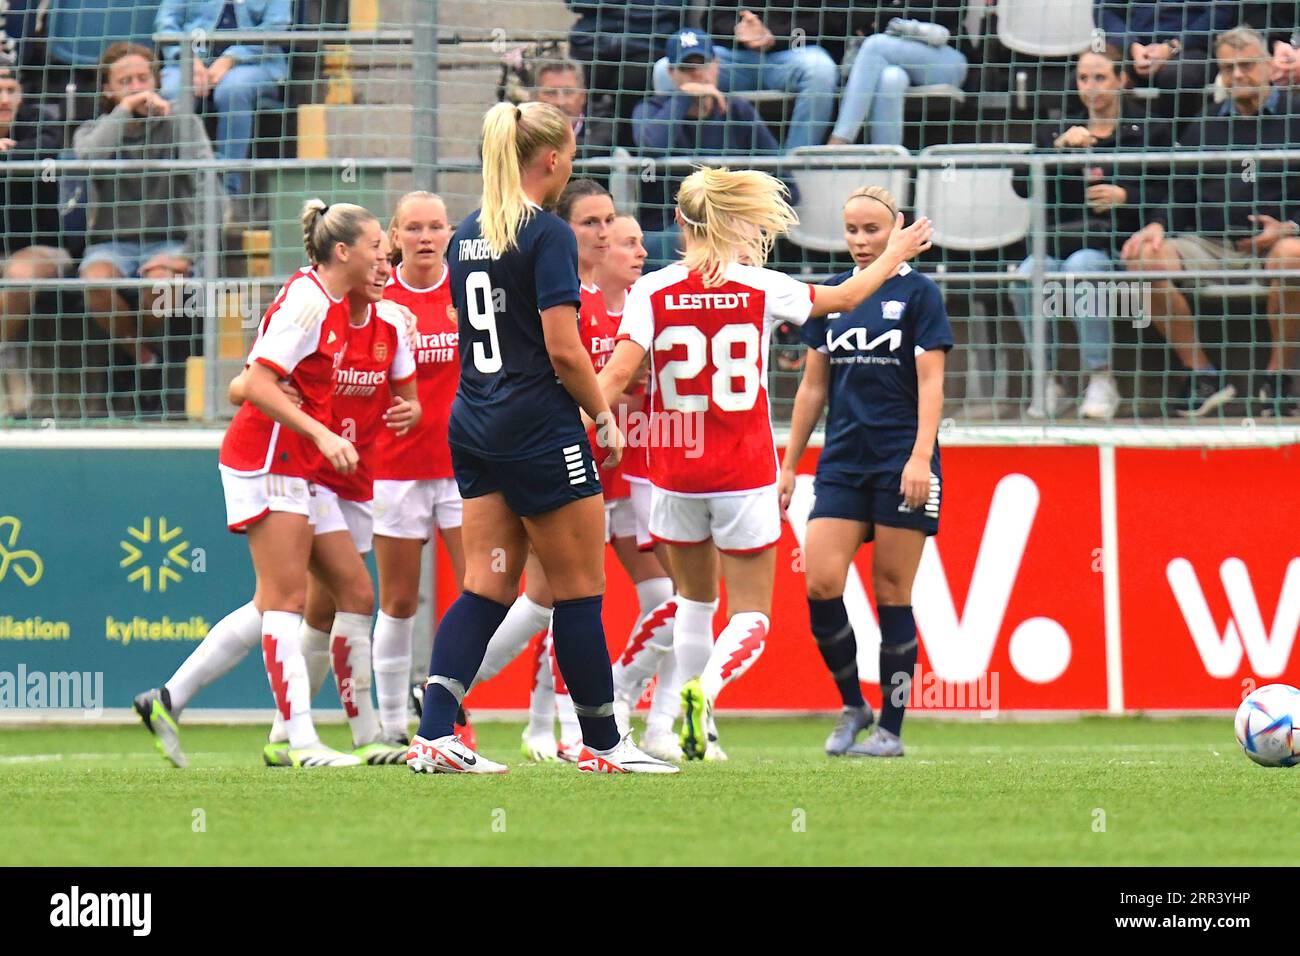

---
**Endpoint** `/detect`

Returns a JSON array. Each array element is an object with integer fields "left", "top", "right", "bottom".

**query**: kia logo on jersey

[{"left": 825, "top": 327, "right": 902, "bottom": 353}]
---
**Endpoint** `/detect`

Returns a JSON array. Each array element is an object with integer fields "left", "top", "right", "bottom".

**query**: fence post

[
  {"left": 1028, "top": 156, "right": 1049, "bottom": 417},
  {"left": 411, "top": 3, "right": 438, "bottom": 193},
  {"left": 202, "top": 168, "right": 221, "bottom": 422}
]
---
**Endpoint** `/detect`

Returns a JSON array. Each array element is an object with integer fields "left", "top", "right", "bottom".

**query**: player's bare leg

[{"left": 805, "top": 517, "right": 875, "bottom": 755}]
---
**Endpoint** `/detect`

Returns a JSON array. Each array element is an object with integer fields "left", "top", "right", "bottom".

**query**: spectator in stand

[
  {"left": 1122, "top": 26, "right": 1300, "bottom": 417},
  {"left": 532, "top": 58, "right": 615, "bottom": 171},
  {"left": 1010, "top": 48, "right": 1170, "bottom": 421},
  {"left": 827, "top": 1, "right": 968, "bottom": 147},
  {"left": 74, "top": 43, "right": 222, "bottom": 396},
  {"left": 156, "top": 0, "right": 290, "bottom": 202},
  {"left": 634, "top": 28, "right": 799, "bottom": 266},
  {"left": 567, "top": 0, "right": 687, "bottom": 148},
  {"left": 1243, "top": 1, "right": 1300, "bottom": 84},
  {"left": 651, "top": 1, "right": 841, "bottom": 150},
  {"left": 0, "top": 57, "right": 66, "bottom": 417},
  {"left": 1095, "top": 1, "right": 1237, "bottom": 121}
]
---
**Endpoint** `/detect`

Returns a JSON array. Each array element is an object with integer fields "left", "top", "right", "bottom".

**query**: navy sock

[
  {"left": 877, "top": 604, "right": 918, "bottom": 737},
  {"left": 551, "top": 594, "right": 620, "bottom": 751},
  {"left": 808, "top": 596, "right": 865, "bottom": 708},
  {"left": 416, "top": 591, "right": 510, "bottom": 741}
]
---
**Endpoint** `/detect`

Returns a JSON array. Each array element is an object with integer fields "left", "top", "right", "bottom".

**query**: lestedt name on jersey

[{"left": 663, "top": 291, "right": 753, "bottom": 310}]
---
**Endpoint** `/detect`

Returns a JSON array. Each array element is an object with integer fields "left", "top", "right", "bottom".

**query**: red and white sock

[
  {"left": 550, "top": 633, "right": 582, "bottom": 746},
  {"left": 672, "top": 596, "right": 719, "bottom": 684},
  {"left": 701, "top": 612, "right": 769, "bottom": 704},
  {"left": 612, "top": 587, "right": 676, "bottom": 705},
  {"left": 261, "top": 610, "right": 317, "bottom": 749},
  {"left": 474, "top": 594, "right": 552, "bottom": 686},
  {"left": 525, "top": 630, "right": 555, "bottom": 739},
  {"left": 329, "top": 612, "right": 379, "bottom": 748},
  {"left": 372, "top": 611, "right": 414, "bottom": 739},
  {"left": 645, "top": 649, "right": 683, "bottom": 737},
  {"left": 165, "top": 601, "right": 261, "bottom": 713},
  {"left": 270, "top": 622, "right": 329, "bottom": 743}
]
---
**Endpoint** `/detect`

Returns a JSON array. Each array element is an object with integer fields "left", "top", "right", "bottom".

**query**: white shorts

[
  {"left": 649, "top": 484, "right": 781, "bottom": 555},
  {"left": 606, "top": 496, "right": 638, "bottom": 544},
  {"left": 628, "top": 479, "right": 654, "bottom": 551},
  {"left": 220, "top": 471, "right": 312, "bottom": 532},
  {"left": 312, "top": 485, "right": 374, "bottom": 554},
  {"left": 372, "top": 477, "right": 463, "bottom": 540}
]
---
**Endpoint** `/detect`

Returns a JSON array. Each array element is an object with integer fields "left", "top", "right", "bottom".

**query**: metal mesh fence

[{"left": 0, "top": 0, "right": 1297, "bottom": 435}]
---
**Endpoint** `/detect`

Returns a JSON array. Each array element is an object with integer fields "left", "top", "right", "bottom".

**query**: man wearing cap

[
  {"left": 651, "top": 7, "right": 839, "bottom": 150},
  {"left": 633, "top": 28, "right": 799, "bottom": 266}
]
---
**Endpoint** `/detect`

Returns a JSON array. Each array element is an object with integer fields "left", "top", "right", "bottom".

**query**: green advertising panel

[{"left": 0, "top": 445, "right": 347, "bottom": 712}]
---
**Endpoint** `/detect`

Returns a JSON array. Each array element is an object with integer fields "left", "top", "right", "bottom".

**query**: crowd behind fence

[{"left": 0, "top": 0, "right": 1296, "bottom": 434}]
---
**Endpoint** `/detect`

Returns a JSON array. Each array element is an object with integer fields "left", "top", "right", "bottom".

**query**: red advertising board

[
  {"left": 459, "top": 445, "right": 1114, "bottom": 713},
  {"left": 1116, "top": 446, "right": 1300, "bottom": 710}
]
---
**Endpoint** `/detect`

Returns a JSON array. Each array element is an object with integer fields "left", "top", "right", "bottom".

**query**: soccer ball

[{"left": 1234, "top": 684, "right": 1300, "bottom": 767}]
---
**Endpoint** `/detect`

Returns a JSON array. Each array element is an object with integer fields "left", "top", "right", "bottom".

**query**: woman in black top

[{"left": 1011, "top": 48, "right": 1170, "bottom": 420}]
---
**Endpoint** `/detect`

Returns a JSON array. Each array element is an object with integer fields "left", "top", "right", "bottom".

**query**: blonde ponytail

[
  {"left": 677, "top": 167, "right": 798, "bottom": 288},
  {"left": 301, "top": 198, "right": 377, "bottom": 265},
  {"left": 479, "top": 100, "right": 571, "bottom": 257}
]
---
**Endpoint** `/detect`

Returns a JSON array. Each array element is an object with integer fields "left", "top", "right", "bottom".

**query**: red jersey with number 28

[
  {"left": 616, "top": 263, "right": 814, "bottom": 495},
  {"left": 374, "top": 263, "right": 458, "bottom": 480},
  {"left": 317, "top": 300, "right": 417, "bottom": 501},
  {"left": 579, "top": 283, "right": 629, "bottom": 500},
  {"left": 219, "top": 268, "right": 349, "bottom": 479}
]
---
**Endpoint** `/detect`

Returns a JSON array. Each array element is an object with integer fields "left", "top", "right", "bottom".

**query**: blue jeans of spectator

[
  {"left": 1011, "top": 249, "right": 1113, "bottom": 373},
  {"left": 653, "top": 45, "right": 839, "bottom": 150},
  {"left": 833, "top": 34, "right": 967, "bottom": 145},
  {"left": 162, "top": 62, "right": 285, "bottom": 195}
]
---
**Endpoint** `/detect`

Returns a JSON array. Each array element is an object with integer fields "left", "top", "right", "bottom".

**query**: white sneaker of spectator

[
  {"left": 1026, "top": 377, "right": 1067, "bottom": 420},
  {"left": 1079, "top": 372, "right": 1120, "bottom": 421}
]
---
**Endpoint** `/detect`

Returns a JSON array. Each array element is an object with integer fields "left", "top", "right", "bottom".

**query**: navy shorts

[
  {"left": 451, "top": 440, "right": 603, "bottom": 518},
  {"left": 808, "top": 463, "right": 941, "bottom": 540}
]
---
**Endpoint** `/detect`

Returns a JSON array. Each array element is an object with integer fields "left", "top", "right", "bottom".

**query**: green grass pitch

[{"left": 1, "top": 717, "right": 1286, "bottom": 866}]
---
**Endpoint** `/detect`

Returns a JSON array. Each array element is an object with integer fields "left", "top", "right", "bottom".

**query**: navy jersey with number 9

[{"left": 446, "top": 205, "right": 585, "bottom": 459}]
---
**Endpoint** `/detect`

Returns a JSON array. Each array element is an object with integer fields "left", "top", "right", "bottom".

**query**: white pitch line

[{"left": 0, "top": 752, "right": 230, "bottom": 765}]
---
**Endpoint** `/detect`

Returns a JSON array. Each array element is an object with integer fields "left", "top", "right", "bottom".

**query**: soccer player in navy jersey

[
  {"left": 779, "top": 185, "right": 953, "bottom": 759},
  {"left": 404, "top": 101, "right": 676, "bottom": 774}
]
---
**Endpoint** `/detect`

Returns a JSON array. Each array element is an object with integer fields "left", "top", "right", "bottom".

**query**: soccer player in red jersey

[
  {"left": 132, "top": 201, "right": 386, "bottom": 769},
  {"left": 598, "top": 167, "right": 932, "bottom": 759},
  {"left": 595, "top": 213, "right": 685, "bottom": 760},
  {"left": 258, "top": 237, "right": 422, "bottom": 765},
  {"left": 367, "top": 191, "right": 470, "bottom": 746}
]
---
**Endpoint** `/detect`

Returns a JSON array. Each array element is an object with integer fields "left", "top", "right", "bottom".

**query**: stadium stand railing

[{"left": 0, "top": 0, "right": 1296, "bottom": 441}]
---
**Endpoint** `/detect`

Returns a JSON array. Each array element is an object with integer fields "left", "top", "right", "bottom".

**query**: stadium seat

[
  {"left": 995, "top": 0, "right": 1096, "bottom": 58},
  {"left": 914, "top": 143, "right": 1032, "bottom": 251},
  {"left": 786, "top": 145, "right": 911, "bottom": 253},
  {"left": 907, "top": 84, "right": 966, "bottom": 106},
  {"left": 46, "top": 0, "right": 161, "bottom": 67}
]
